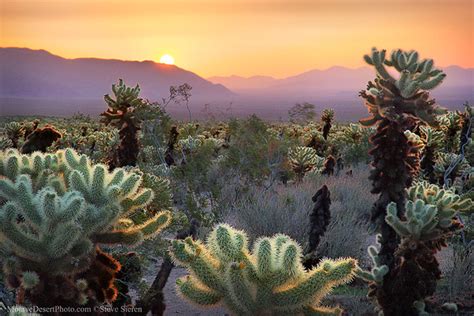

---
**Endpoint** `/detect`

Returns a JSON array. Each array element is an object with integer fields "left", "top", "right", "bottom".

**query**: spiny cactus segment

[{"left": 360, "top": 48, "right": 446, "bottom": 127}]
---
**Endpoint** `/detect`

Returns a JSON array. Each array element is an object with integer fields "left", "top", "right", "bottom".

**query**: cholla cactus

[
  {"left": 178, "top": 135, "right": 202, "bottom": 153},
  {"left": 419, "top": 125, "right": 444, "bottom": 182},
  {"left": 439, "top": 111, "right": 462, "bottom": 153},
  {"left": 366, "top": 182, "right": 473, "bottom": 315},
  {"left": 386, "top": 200, "right": 447, "bottom": 241},
  {"left": 359, "top": 48, "right": 447, "bottom": 315},
  {"left": 101, "top": 79, "right": 145, "bottom": 168},
  {"left": 4, "top": 122, "right": 24, "bottom": 148},
  {"left": 407, "top": 181, "right": 473, "bottom": 214},
  {"left": 288, "top": 146, "right": 323, "bottom": 179},
  {"left": 0, "top": 136, "right": 13, "bottom": 150},
  {"left": 404, "top": 130, "right": 425, "bottom": 178},
  {"left": 169, "top": 224, "right": 358, "bottom": 316},
  {"left": 360, "top": 48, "right": 446, "bottom": 126},
  {"left": 356, "top": 234, "right": 388, "bottom": 285},
  {"left": 321, "top": 109, "right": 335, "bottom": 140},
  {"left": 103, "top": 79, "right": 142, "bottom": 112},
  {"left": 0, "top": 148, "right": 172, "bottom": 306}
]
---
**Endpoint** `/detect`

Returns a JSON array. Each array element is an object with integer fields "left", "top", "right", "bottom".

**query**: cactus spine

[{"left": 169, "top": 224, "right": 357, "bottom": 315}]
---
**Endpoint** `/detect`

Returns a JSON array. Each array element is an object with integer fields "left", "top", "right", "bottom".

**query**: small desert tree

[{"left": 288, "top": 102, "right": 316, "bottom": 124}]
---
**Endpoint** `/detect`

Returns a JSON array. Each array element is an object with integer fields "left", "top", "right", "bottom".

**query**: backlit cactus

[
  {"left": 356, "top": 234, "right": 388, "bottom": 285},
  {"left": 359, "top": 48, "right": 447, "bottom": 316},
  {"left": 439, "top": 111, "right": 462, "bottom": 153},
  {"left": 169, "top": 224, "right": 358, "bottom": 316},
  {"left": 0, "top": 148, "right": 172, "bottom": 306},
  {"left": 288, "top": 146, "right": 323, "bottom": 179},
  {"left": 374, "top": 182, "right": 473, "bottom": 315},
  {"left": 360, "top": 48, "right": 446, "bottom": 127},
  {"left": 101, "top": 79, "right": 145, "bottom": 168},
  {"left": 321, "top": 109, "right": 334, "bottom": 140},
  {"left": 419, "top": 125, "right": 444, "bottom": 182}
]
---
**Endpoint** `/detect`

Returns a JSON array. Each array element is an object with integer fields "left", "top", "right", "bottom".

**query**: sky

[{"left": 1, "top": 0, "right": 473, "bottom": 78}]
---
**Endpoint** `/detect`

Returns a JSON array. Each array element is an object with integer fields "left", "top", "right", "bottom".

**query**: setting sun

[{"left": 159, "top": 54, "right": 175, "bottom": 65}]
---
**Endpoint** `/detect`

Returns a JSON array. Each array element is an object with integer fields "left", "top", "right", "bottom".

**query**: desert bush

[{"left": 223, "top": 115, "right": 290, "bottom": 182}]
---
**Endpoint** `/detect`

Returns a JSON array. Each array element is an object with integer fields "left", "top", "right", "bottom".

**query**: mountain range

[{"left": 1, "top": 48, "right": 473, "bottom": 120}]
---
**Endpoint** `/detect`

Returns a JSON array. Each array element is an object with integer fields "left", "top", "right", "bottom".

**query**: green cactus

[
  {"left": 4, "top": 122, "right": 24, "bottom": 148},
  {"left": 360, "top": 48, "right": 446, "bottom": 127},
  {"left": 439, "top": 111, "right": 462, "bottom": 153},
  {"left": 407, "top": 181, "right": 473, "bottom": 214},
  {"left": 366, "top": 182, "right": 473, "bottom": 315},
  {"left": 321, "top": 109, "right": 335, "bottom": 140},
  {"left": 356, "top": 234, "right": 388, "bottom": 285},
  {"left": 419, "top": 125, "right": 444, "bottom": 182},
  {"left": 288, "top": 146, "right": 324, "bottom": 180},
  {"left": 169, "top": 224, "right": 358, "bottom": 316},
  {"left": 359, "top": 48, "right": 447, "bottom": 316},
  {"left": 0, "top": 136, "right": 13, "bottom": 150},
  {"left": 0, "top": 148, "right": 172, "bottom": 306}
]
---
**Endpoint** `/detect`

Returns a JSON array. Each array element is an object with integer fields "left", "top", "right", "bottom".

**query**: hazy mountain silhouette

[
  {"left": 1, "top": 48, "right": 472, "bottom": 120},
  {"left": 0, "top": 47, "right": 233, "bottom": 116},
  {"left": 208, "top": 65, "right": 473, "bottom": 100}
]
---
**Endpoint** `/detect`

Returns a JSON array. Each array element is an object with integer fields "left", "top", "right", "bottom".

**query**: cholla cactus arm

[
  {"left": 407, "top": 181, "right": 473, "bottom": 216},
  {"left": 385, "top": 200, "right": 439, "bottom": 240},
  {"left": 103, "top": 79, "right": 142, "bottom": 112},
  {"left": 419, "top": 125, "right": 443, "bottom": 148},
  {"left": 355, "top": 235, "right": 388, "bottom": 284},
  {"left": 363, "top": 48, "right": 395, "bottom": 82},
  {"left": 169, "top": 224, "right": 357, "bottom": 315},
  {"left": 360, "top": 48, "right": 446, "bottom": 126}
]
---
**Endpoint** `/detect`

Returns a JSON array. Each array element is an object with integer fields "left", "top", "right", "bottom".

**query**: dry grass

[{"left": 224, "top": 165, "right": 375, "bottom": 263}]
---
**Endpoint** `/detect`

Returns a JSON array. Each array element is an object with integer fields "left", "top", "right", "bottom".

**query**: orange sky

[{"left": 1, "top": 0, "right": 473, "bottom": 77}]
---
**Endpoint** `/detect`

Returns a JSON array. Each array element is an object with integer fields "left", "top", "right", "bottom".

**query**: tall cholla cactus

[
  {"left": 358, "top": 181, "right": 473, "bottom": 315},
  {"left": 383, "top": 182, "right": 472, "bottom": 314},
  {"left": 321, "top": 109, "right": 334, "bottom": 140},
  {"left": 169, "top": 224, "right": 357, "bottom": 316},
  {"left": 359, "top": 48, "right": 446, "bottom": 316},
  {"left": 101, "top": 79, "right": 144, "bottom": 168},
  {"left": 288, "top": 146, "right": 324, "bottom": 180},
  {"left": 0, "top": 148, "right": 172, "bottom": 307}
]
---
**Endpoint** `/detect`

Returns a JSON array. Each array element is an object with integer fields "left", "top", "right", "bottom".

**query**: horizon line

[{"left": 2, "top": 46, "right": 473, "bottom": 80}]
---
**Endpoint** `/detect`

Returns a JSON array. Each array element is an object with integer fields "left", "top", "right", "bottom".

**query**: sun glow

[{"left": 159, "top": 54, "right": 175, "bottom": 65}]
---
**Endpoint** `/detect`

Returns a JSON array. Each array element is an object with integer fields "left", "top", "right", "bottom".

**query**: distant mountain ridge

[
  {"left": 208, "top": 65, "right": 474, "bottom": 100},
  {"left": 1, "top": 47, "right": 472, "bottom": 120},
  {"left": 0, "top": 47, "right": 233, "bottom": 103}
]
